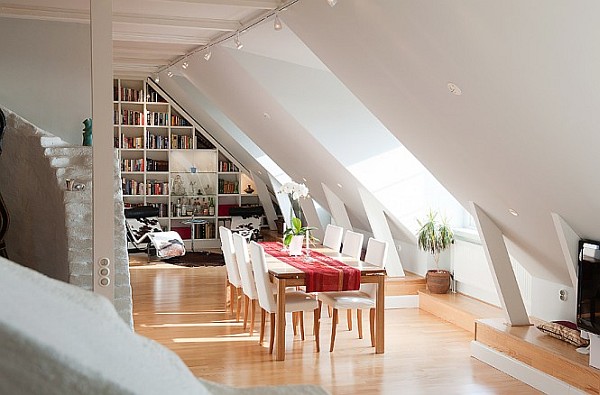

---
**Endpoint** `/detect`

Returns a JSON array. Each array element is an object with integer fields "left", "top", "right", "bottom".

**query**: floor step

[
  {"left": 386, "top": 272, "right": 425, "bottom": 296},
  {"left": 419, "top": 290, "right": 503, "bottom": 333}
]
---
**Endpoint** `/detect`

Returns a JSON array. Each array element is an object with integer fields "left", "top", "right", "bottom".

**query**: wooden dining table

[{"left": 264, "top": 244, "right": 386, "bottom": 361}]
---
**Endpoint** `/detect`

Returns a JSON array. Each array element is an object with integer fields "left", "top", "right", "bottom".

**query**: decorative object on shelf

[
  {"left": 82, "top": 118, "right": 92, "bottom": 146},
  {"left": 66, "top": 179, "right": 74, "bottom": 191},
  {"left": 244, "top": 184, "right": 254, "bottom": 194},
  {"left": 172, "top": 175, "right": 186, "bottom": 196},
  {"left": 190, "top": 166, "right": 197, "bottom": 173},
  {"left": 416, "top": 209, "right": 454, "bottom": 294}
]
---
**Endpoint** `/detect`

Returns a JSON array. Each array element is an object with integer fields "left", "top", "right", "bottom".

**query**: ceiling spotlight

[
  {"left": 204, "top": 50, "right": 212, "bottom": 61},
  {"left": 153, "top": 73, "right": 160, "bottom": 83},
  {"left": 167, "top": 71, "right": 174, "bottom": 78},
  {"left": 337, "top": 183, "right": 343, "bottom": 188},
  {"left": 327, "top": 0, "right": 337, "bottom": 6},
  {"left": 274, "top": 14, "right": 282, "bottom": 31},
  {"left": 508, "top": 208, "right": 519, "bottom": 217},
  {"left": 447, "top": 82, "right": 462, "bottom": 96},
  {"left": 182, "top": 61, "right": 188, "bottom": 69},
  {"left": 234, "top": 32, "right": 243, "bottom": 50}
]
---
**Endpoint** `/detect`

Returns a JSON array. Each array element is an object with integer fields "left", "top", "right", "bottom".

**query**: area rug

[{"left": 165, "top": 251, "right": 225, "bottom": 267}]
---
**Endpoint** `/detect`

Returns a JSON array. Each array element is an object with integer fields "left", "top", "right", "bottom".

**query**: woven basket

[{"left": 426, "top": 270, "right": 451, "bottom": 294}]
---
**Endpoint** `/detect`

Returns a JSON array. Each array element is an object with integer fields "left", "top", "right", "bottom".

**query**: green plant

[
  {"left": 416, "top": 210, "right": 454, "bottom": 269},
  {"left": 283, "top": 216, "right": 318, "bottom": 246}
]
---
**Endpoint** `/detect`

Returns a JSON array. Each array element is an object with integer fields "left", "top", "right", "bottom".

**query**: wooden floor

[{"left": 130, "top": 261, "right": 540, "bottom": 394}]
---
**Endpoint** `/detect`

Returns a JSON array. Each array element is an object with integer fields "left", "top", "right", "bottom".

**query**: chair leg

[
  {"left": 243, "top": 295, "right": 249, "bottom": 330},
  {"left": 269, "top": 312, "right": 276, "bottom": 354},
  {"left": 369, "top": 308, "right": 376, "bottom": 347},
  {"left": 259, "top": 308, "right": 266, "bottom": 345},
  {"left": 328, "top": 305, "right": 332, "bottom": 317},
  {"left": 249, "top": 299, "right": 256, "bottom": 336},
  {"left": 347, "top": 309, "right": 353, "bottom": 331},
  {"left": 300, "top": 312, "right": 305, "bottom": 341},
  {"left": 229, "top": 282, "right": 235, "bottom": 315},
  {"left": 330, "top": 308, "right": 338, "bottom": 352},
  {"left": 236, "top": 288, "right": 242, "bottom": 322},
  {"left": 292, "top": 312, "right": 298, "bottom": 336},
  {"left": 314, "top": 307, "right": 321, "bottom": 353},
  {"left": 357, "top": 309, "right": 363, "bottom": 339}
]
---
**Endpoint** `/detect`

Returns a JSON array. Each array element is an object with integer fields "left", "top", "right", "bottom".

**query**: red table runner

[{"left": 261, "top": 242, "right": 361, "bottom": 293}]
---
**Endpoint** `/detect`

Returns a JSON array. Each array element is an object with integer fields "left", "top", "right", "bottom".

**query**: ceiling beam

[
  {"left": 113, "top": 56, "right": 175, "bottom": 65},
  {"left": 113, "top": 47, "right": 188, "bottom": 57},
  {"left": 150, "top": 0, "right": 280, "bottom": 9},
  {"left": 113, "top": 31, "right": 208, "bottom": 45},
  {"left": 0, "top": 4, "right": 88, "bottom": 24},
  {"left": 113, "top": 13, "right": 240, "bottom": 31}
]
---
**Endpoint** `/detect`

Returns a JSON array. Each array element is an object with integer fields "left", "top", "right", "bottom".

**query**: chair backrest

[
  {"left": 249, "top": 241, "right": 277, "bottom": 314},
  {"left": 363, "top": 238, "right": 389, "bottom": 299},
  {"left": 322, "top": 224, "right": 344, "bottom": 251},
  {"left": 232, "top": 232, "right": 258, "bottom": 300},
  {"left": 341, "top": 230, "right": 364, "bottom": 259},
  {"left": 219, "top": 226, "right": 242, "bottom": 287}
]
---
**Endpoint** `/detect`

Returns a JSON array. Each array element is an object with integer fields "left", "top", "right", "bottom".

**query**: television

[{"left": 577, "top": 239, "right": 600, "bottom": 335}]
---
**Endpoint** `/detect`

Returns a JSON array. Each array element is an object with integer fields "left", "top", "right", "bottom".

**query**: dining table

[{"left": 262, "top": 242, "right": 386, "bottom": 361}]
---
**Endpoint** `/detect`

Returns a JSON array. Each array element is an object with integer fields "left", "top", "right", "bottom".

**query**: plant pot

[
  {"left": 288, "top": 235, "right": 304, "bottom": 256},
  {"left": 426, "top": 269, "right": 451, "bottom": 294}
]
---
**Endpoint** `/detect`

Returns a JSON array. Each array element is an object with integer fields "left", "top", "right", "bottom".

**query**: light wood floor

[{"left": 130, "top": 262, "right": 540, "bottom": 394}]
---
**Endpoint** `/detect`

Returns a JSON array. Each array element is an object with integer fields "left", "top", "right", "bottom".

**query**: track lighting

[
  {"left": 182, "top": 61, "right": 188, "bottom": 69},
  {"left": 167, "top": 71, "right": 174, "bottom": 78},
  {"left": 274, "top": 14, "right": 282, "bottom": 30},
  {"left": 204, "top": 50, "right": 212, "bottom": 61},
  {"left": 153, "top": 73, "right": 160, "bottom": 83},
  {"left": 234, "top": 32, "right": 243, "bottom": 50},
  {"left": 327, "top": 0, "right": 337, "bottom": 6}
]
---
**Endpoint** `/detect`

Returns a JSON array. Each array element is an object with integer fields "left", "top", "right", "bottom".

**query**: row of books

[
  {"left": 146, "top": 159, "right": 169, "bottom": 172},
  {"left": 148, "top": 203, "right": 169, "bottom": 218},
  {"left": 122, "top": 136, "right": 144, "bottom": 149},
  {"left": 116, "top": 87, "right": 144, "bottom": 102},
  {"left": 171, "top": 114, "right": 190, "bottom": 126},
  {"left": 147, "top": 112, "right": 169, "bottom": 126},
  {"left": 171, "top": 134, "right": 193, "bottom": 150},
  {"left": 147, "top": 88, "right": 167, "bottom": 103},
  {"left": 120, "top": 110, "right": 144, "bottom": 126},
  {"left": 218, "top": 161, "right": 239, "bottom": 172},
  {"left": 122, "top": 178, "right": 170, "bottom": 196},
  {"left": 121, "top": 159, "right": 144, "bottom": 172},
  {"left": 219, "top": 179, "right": 239, "bottom": 194},
  {"left": 193, "top": 222, "right": 216, "bottom": 239},
  {"left": 146, "top": 132, "right": 169, "bottom": 149}
]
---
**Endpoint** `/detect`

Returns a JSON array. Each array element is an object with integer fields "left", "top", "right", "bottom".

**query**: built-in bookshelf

[{"left": 114, "top": 78, "right": 261, "bottom": 248}]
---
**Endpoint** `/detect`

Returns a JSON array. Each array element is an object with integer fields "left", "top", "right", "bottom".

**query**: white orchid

[{"left": 280, "top": 181, "right": 309, "bottom": 200}]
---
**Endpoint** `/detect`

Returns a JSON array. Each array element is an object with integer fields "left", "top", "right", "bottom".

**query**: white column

[
  {"left": 551, "top": 212, "right": 580, "bottom": 289},
  {"left": 251, "top": 171, "right": 277, "bottom": 231},
  {"left": 270, "top": 175, "right": 292, "bottom": 230},
  {"left": 321, "top": 183, "right": 352, "bottom": 231},
  {"left": 358, "top": 187, "right": 404, "bottom": 277},
  {"left": 300, "top": 197, "right": 324, "bottom": 242},
  {"left": 90, "top": 0, "right": 114, "bottom": 301},
  {"left": 470, "top": 202, "right": 530, "bottom": 326}
]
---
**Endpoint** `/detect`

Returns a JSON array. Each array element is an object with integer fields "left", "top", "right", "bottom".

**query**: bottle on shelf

[
  {"left": 175, "top": 198, "right": 182, "bottom": 217},
  {"left": 209, "top": 198, "right": 215, "bottom": 216}
]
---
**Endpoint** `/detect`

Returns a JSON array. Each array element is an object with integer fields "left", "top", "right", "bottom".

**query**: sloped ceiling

[{"left": 281, "top": 0, "right": 600, "bottom": 284}]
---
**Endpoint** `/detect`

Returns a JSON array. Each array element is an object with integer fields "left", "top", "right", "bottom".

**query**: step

[
  {"left": 419, "top": 290, "right": 503, "bottom": 333},
  {"left": 385, "top": 271, "right": 425, "bottom": 296},
  {"left": 475, "top": 317, "right": 599, "bottom": 393}
]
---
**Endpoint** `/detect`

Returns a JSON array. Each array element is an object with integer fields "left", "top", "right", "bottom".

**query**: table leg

[
  {"left": 276, "top": 278, "right": 287, "bottom": 361},
  {"left": 375, "top": 275, "right": 385, "bottom": 354}
]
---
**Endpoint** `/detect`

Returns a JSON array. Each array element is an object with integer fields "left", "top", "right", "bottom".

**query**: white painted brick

[
  {"left": 70, "top": 274, "right": 93, "bottom": 290},
  {"left": 68, "top": 248, "right": 92, "bottom": 263},
  {"left": 69, "top": 261, "right": 92, "bottom": 276},
  {"left": 114, "top": 285, "right": 132, "bottom": 299}
]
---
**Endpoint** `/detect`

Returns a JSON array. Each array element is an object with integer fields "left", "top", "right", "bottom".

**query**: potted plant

[
  {"left": 416, "top": 210, "right": 454, "bottom": 294},
  {"left": 283, "top": 216, "right": 317, "bottom": 256}
]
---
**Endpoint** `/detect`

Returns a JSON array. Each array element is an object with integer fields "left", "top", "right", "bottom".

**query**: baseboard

[
  {"left": 471, "top": 341, "right": 586, "bottom": 395},
  {"left": 385, "top": 295, "right": 419, "bottom": 309}
]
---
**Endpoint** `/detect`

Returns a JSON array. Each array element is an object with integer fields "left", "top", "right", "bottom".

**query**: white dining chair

[
  {"left": 322, "top": 224, "right": 344, "bottom": 252},
  {"left": 340, "top": 230, "right": 364, "bottom": 330},
  {"left": 232, "top": 232, "right": 259, "bottom": 336},
  {"left": 219, "top": 226, "right": 243, "bottom": 321},
  {"left": 249, "top": 241, "right": 321, "bottom": 354},
  {"left": 341, "top": 230, "right": 364, "bottom": 260},
  {"left": 318, "top": 237, "right": 388, "bottom": 351}
]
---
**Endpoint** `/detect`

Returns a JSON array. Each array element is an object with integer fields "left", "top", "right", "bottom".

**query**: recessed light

[
  {"left": 508, "top": 208, "right": 519, "bottom": 217},
  {"left": 447, "top": 82, "right": 462, "bottom": 96},
  {"left": 337, "top": 183, "right": 342, "bottom": 188},
  {"left": 167, "top": 71, "right": 174, "bottom": 78},
  {"left": 302, "top": 178, "right": 307, "bottom": 182},
  {"left": 257, "top": 170, "right": 262, "bottom": 175},
  {"left": 204, "top": 50, "right": 212, "bottom": 61},
  {"left": 263, "top": 112, "right": 271, "bottom": 119},
  {"left": 182, "top": 62, "right": 188, "bottom": 69}
]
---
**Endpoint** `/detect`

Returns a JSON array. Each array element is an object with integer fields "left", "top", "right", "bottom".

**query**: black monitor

[{"left": 577, "top": 239, "right": 600, "bottom": 335}]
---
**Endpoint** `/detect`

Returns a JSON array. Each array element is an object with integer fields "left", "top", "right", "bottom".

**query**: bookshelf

[{"left": 114, "top": 78, "right": 262, "bottom": 248}]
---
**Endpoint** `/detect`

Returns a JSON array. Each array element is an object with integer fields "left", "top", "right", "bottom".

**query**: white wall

[{"left": 0, "top": 18, "right": 91, "bottom": 145}]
